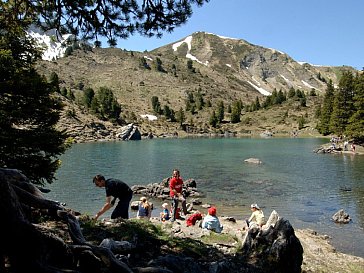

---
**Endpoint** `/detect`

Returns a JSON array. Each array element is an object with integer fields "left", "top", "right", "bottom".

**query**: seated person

[
  {"left": 160, "top": 202, "right": 170, "bottom": 221},
  {"left": 201, "top": 207, "right": 223, "bottom": 233},
  {"left": 137, "top": 196, "right": 152, "bottom": 220},
  {"left": 246, "top": 203, "right": 265, "bottom": 229}
]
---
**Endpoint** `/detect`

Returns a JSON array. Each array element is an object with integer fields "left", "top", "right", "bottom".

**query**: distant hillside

[{"left": 35, "top": 31, "right": 356, "bottom": 140}]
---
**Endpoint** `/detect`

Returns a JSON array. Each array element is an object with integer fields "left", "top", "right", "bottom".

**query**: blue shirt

[{"left": 202, "top": 215, "right": 223, "bottom": 233}]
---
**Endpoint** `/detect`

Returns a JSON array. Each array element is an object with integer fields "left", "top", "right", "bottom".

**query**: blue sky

[{"left": 110, "top": 0, "right": 363, "bottom": 70}]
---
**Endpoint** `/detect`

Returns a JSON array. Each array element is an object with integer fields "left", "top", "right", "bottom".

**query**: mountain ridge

[{"left": 35, "top": 31, "right": 356, "bottom": 140}]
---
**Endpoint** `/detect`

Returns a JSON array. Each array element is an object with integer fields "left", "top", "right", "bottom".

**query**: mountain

[
  {"left": 35, "top": 31, "right": 356, "bottom": 140},
  {"left": 153, "top": 31, "right": 344, "bottom": 95}
]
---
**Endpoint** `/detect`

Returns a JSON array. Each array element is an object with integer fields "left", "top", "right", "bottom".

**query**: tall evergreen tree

[
  {"left": 153, "top": 57, "right": 163, "bottom": 72},
  {"left": 176, "top": 107, "right": 185, "bottom": 126},
  {"left": 329, "top": 71, "right": 354, "bottom": 135},
  {"left": 217, "top": 101, "right": 224, "bottom": 123},
  {"left": 0, "top": 22, "right": 68, "bottom": 185},
  {"left": 151, "top": 96, "right": 161, "bottom": 114},
  {"left": 318, "top": 80, "right": 335, "bottom": 135},
  {"left": 83, "top": 87, "right": 95, "bottom": 108},
  {"left": 49, "top": 72, "right": 60, "bottom": 93},
  {"left": 288, "top": 87, "right": 296, "bottom": 98},
  {"left": 255, "top": 96, "right": 261, "bottom": 110},
  {"left": 96, "top": 87, "right": 121, "bottom": 122},
  {"left": 195, "top": 90, "right": 204, "bottom": 110},
  {"left": 209, "top": 110, "right": 218, "bottom": 128},
  {"left": 230, "top": 100, "right": 241, "bottom": 123},
  {"left": 346, "top": 73, "right": 364, "bottom": 142}
]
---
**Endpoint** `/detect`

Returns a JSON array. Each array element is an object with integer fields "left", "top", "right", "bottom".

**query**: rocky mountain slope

[{"left": 35, "top": 32, "right": 357, "bottom": 140}]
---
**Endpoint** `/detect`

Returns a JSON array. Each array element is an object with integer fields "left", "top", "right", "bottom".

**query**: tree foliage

[
  {"left": 92, "top": 87, "right": 122, "bottom": 123},
  {"left": 151, "top": 96, "right": 162, "bottom": 114},
  {"left": 176, "top": 107, "right": 186, "bottom": 125},
  {"left": 3, "top": 0, "right": 209, "bottom": 44},
  {"left": 317, "top": 72, "right": 364, "bottom": 143},
  {"left": 217, "top": 101, "right": 224, "bottom": 123},
  {"left": 317, "top": 80, "right": 335, "bottom": 135},
  {"left": 230, "top": 100, "right": 242, "bottom": 123},
  {"left": 0, "top": 21, "right": 68, "bottom": 185},
  {"left": 345, "top": 73, "right": 364, "bottom": 142}
]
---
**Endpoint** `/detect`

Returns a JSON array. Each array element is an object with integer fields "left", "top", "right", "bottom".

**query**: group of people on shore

[
  {"left": 330, "top": 136, "right": 356, "bottom": 153},
  {"left": 92, "top": 169, "right": 265, "bottom": 233}
]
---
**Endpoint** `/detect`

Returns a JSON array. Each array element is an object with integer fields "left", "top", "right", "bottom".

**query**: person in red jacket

[{"left": 169, "top": 169, "right": 188, "bottom": 221}]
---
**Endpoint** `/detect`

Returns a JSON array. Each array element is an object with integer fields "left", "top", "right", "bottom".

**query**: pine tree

[
  {"left": 83, "top": 87, "right": 95, "bottom": 108},
  {"left": 153, "top": 57, "right": 163, "bottom": 72},
  {"left": 0, "top": 24, "right": 67, "bottom": 185},
  {"left": 49, "top": 72, "right": 60, "bottom": 93},
  {"left": 209, "top": 111, "right": 218, "bottom": 128},
  {"left": 230, "top": 101, "right": 241, "bottom": 123},
  {"left": 288, "top": 87, "right": 296, "bottom": 98},
  {"left": 151, "top": 96, "right": 161, "bottom": 114},
  {"left": 176, "top": 107, "right": 185, "bottom": 126},
  {"left": 255, "top": 96, "right": 261, "bottom": 110},
  {"left": 217, "top": 101, "right": 224, "bottom": 123},
  {"left": 97, "top": 87, "right": 122, "bottom": 123},
  {"left": 329, "top": 71, "right": 354, "bottom": 135},
  {"left": 318, "top": 80, "right": 335, "bottom": 135},
  {"left": 346, "top": 73, "right": 364, "bottom": 142}
]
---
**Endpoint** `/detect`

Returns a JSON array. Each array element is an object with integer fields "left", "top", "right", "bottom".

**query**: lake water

[{"left": 48, "top": 137, "right": 364, "bottom": 258}]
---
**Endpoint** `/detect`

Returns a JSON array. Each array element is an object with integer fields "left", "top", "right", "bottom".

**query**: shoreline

[
  {"left": 141, "top": 214, "right": 364, "bottom": 273},
  {"left": 136, "top": 194, "right": 364, "bottom": 259}
]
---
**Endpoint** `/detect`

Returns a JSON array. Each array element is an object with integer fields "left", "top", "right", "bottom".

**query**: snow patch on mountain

[
  {"left": 27, "top": 26, "right": 73, "bottom": 61},
  {"left": 172, "top": 35, "right": 209, "bottom": 66},
  {"left": 247, "top": 81, "right": 271, "bottom": 96}
]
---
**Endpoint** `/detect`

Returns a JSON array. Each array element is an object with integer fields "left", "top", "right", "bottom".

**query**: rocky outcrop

[
  {"left": 241, "top": 217, "right": 303, "bottom": 273},
  {"left": 116, "top": 124, "right": 141, "bottom": 140},
  {"left": 332, "top": 209, "right": 351, "bottom": 224},
  {"left": 131, "top": 177, "right": 204, "bottom": 200}
]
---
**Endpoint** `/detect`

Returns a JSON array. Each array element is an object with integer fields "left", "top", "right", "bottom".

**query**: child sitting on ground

[
  {"left": 160, "top": 202, "right": 170, "bottom": 221},
  {"left": 201, "top": 207, "right": 223, "bottom": 233}
]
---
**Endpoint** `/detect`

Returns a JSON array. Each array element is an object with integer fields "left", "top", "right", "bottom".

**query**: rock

[
  {"left": 332, "top": 209, "right": 351, "bottom": 224},
  {"left": 116, "top": 123, "right": 141, "bottom": 140},
  {"left": 244, "top": 158, "right": 262, "bottom": 164},
  {"left": 131, "top": 177, "right": 203, "bottom": 201},
  {"left": 99, "top": 238, "right": 136, "bottom": 253},
  {"left": 241, "top": 217, "right": 303, "bottom": 273}
]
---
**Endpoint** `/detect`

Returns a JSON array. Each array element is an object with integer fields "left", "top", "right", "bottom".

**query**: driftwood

[{"left": 0, "top": 168, "right": 132, "bottom": 273}]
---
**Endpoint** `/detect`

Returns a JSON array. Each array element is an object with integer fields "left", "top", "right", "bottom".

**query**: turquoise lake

[{"left": 48, "top": 137, "right": 364, "bottom": 257}]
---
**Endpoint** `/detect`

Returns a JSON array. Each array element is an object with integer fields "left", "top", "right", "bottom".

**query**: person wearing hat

[
  {"left": 93, "top": 174, "right": 133, "bottom": 220},
  {"left": 201, "top": 206, "right": 223, "bottom": 233},
  {"left": 160, "top": 202, "right": 170, "bottom": 221},
  {"left": 246, "top": 203, "right": 265, "bottom": 229},
  {"left": 137, "top": 196, "right": 152, "bottom": 220}
]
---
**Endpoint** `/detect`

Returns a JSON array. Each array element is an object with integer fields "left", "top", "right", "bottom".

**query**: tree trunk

[{"left": 0, "top": 168, "right": 132, "bottom": 273}]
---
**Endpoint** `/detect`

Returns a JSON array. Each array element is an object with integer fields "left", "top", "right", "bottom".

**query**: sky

[{"left": 107, "top": 0, "right": 363, "bottom": 70}]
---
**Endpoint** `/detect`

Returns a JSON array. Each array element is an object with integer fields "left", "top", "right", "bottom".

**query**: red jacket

[
  {"left": 186, "top": 213, "right": 203, "bottom": 226},
  {"left": 169, "top": 177, "right": 183, "bottom": 197}
]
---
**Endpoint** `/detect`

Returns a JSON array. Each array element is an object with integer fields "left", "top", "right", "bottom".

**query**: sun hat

[
  {"left": 251, "top": 203, "right": 260, "bottom": 209},
  {"left": 162, "top": 202, "right": 169, "bottom": 208},
  {"left": 208, "top": 207, "right": 217, "bottom": 216}
]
